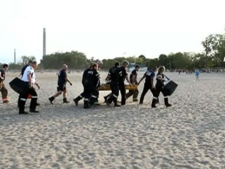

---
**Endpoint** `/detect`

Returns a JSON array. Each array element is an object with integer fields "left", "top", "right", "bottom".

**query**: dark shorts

[{"left": 57, "top": 85, "right": 66, "bottom": 91}]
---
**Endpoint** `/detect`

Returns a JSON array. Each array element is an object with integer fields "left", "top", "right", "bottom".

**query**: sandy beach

[{"left": 0, "top": 71, "right": 225, "bottom": 169}]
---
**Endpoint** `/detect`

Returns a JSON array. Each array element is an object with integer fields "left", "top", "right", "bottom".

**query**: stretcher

[{"left": 98, "top": 83, "right": 138, "bottom": 91}]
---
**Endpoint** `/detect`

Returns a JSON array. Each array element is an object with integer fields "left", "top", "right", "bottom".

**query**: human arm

[
  {"left": 66, "top": 78, "right": 72, "bottom": 85},
  {"left": 131, "top": 70, "right": 138, "bottom": 85},
  {"left": 0, "top": 76, "right": 4, "bottom": 80},
  {"left": 27, "top": 73, "right": 33, "bottom": 88},
  {"left": 125, "top": 75, "right": 131, "bottom": 84},
  {"left": 64, "top": 71, "right": 72, "bottom": 85},
  {"left": 0, "top": 70, "right": 5, "bottom": 81},
  {"left": 105, "top": 74, "right": 110, "bottom": 81},
  {"left": 150, "top": 77, "right": 155, "bottom": 89},
  {"left": 35, "top": 82, "right": 40, "bottom": 89},
  {"left": 105, "top": 70, "right": 111, "bottom": 81},
  {"left": 138, "top": 73, "right": 146, "bottom": 84}
]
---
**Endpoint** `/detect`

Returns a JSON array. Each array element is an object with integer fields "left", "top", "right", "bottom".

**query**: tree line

[{"left": 1, "top": 31, "right": 225, "bottom": 71}]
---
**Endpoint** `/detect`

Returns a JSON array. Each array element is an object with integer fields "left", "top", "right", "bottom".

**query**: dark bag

[
  {"left": 9, "top": 77, "right": 29, "bottom": 94},
  {"left": 163, "top": 74, "right": 178, "bottom": 96},
  {"left": 164, "top": 80, "right": 178, "bottom": 96}
]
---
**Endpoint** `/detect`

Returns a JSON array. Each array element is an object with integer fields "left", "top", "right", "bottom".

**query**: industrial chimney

[
  {"left": 14, "top": 49, "right": 16, "bottom": 64},
  {"left": 43, "top": 28, "right": 46, "bottom": 57}
]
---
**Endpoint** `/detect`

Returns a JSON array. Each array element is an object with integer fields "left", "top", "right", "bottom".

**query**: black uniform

[
  {"left": 83, "top": 68, "right": 100, "bottom": 108},
  {"left": 57, "top": 69, "right": 67, "bottom": 91},
  {"left": 139, "top": 69, "right": 158, "bottom": 107},
  {"left": 155, "top": 72, "right": 171, "bottom": 107},
  {"left": 118, "top": 66, "right": 128, "bottom": 105},
  {"left": 73, "top": 68, "right": 90, "bottom": 106},
  {"left": 126, "top": 69, "right": 139, "bottom": 101},
  {"left": 106, "top": 65, "right": 120, "bottom": 106}
]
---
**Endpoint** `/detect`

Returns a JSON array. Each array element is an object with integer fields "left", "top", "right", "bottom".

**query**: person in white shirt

[{"left": 18, "top": 61, "right": 40, "bottom": 114}]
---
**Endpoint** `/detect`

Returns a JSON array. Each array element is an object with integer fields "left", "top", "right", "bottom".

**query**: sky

[{"left": 0, "top": 0, "right": 225, "bottom": 64}]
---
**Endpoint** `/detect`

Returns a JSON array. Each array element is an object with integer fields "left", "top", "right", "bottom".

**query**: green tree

[
  {"left": 40, "top": 51, "right": 88, "bottom": 69},
  {"left": 202, "top": 33, "right": 225, "bottom": 67},
  {"left": 138, "top": 55, "right": 146, "bottom": 61},
  {"left": 158, "top": 54, "right": 168, "bottom": 68},
  {"left": 21, "top": 56, "right": 36, "bottom": 64}
]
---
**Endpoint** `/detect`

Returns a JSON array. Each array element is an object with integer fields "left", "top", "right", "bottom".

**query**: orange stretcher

[{"left": 98, "top": 84, "right": 138, "bottom": 91}]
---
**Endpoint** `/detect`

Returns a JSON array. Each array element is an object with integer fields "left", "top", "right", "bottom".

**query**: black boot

[
  {"left": 104, "top": 96, "right": 108, "bottom": 103},
  {"left": 49, "top": 96, "right": 54, "bottom": 104},
  {"left": 139, "top": 95, "right": 144, "bottom": 105},
  {"left": 104, "top": 93, "right": 111, "bottom": 103},
  {"left": 84, "top": 99, "right": 90, "bottom": 109},
  {"left": 133, "top": 98, "right": 138, "bottom": 102},
  {"left": 164, "top": 97, "right": 172, "bottom": 107},
  {"left": 30, "top": 98, "right": 38, "bottom": 113},
  {"left": 126, "top": 91, "right": 133, "bottom": 100},
  {"left": 151, "top": 98, "right": 157, "bottom": 108},
  {"left": 133, "top": 90, "right": 139, "bottom": 102},
  {"left": 106, "top": 97, "right": 113, "bottom": 106},
  {"left": 156, "top": 98, "right": 159, "bottom": 104},
  {"left": 19, "top": 99, "right": 28, "bottom": 115},
  {"left": 63, "top": 98, "right": 70, "bottom": 103},
  {"left": 73, "top": 96, "right": 82, "bottom": 106},
  {"left": 113, "top": 97, "right": 120, "bottom": 107},
  {"left": 121, "top": 97, "right": 126, "bottom": 105},
  {"left": 30, "top": 110, "right": 39, "bottom": 113}
]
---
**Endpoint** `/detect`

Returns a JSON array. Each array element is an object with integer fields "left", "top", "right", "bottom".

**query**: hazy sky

[{"left": 0, "top": 0, "right": 225, "bottom": 63}]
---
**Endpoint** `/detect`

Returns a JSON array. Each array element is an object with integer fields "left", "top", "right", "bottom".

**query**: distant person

[
  {"left": 195, "top": 69, "right": 200, "bottom": 81},
  {"left": 178, "top": 70, "right": 181, "bottom": 74},
  {"left": 126, "top": 65, "right": 139, "bottom": 102},
  {"left": 49, "top": 64, "right": 72, "bottom": 104},
  {"left": 0, "top": 64, "right": 9, "bottom": 103}
]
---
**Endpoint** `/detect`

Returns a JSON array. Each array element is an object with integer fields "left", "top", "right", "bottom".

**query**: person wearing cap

[
  {"left": 18, "top": 61, "right": 39, "bottom": 114},
  {"left": 49, "top": 64, "right": 72, "bottom": 104},
  {"left": 105, "top": 62, "right": 120, "bottom": 107},
  {"left": 126, "top": 65, "right": 139, "bottom": 102},
  {"left": 0, "top": 64, "right": 9, "bottom": 103},
  {"left": 118, "top": 60, "right": 131, "bottom": 105}
]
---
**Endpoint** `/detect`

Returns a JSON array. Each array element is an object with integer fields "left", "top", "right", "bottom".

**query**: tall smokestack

[
  {"left": 14, "top": 49, "right": 16, "bottom": 64},
  {"left": 43, "top": 28, "right": 46, "bottom": 57}
]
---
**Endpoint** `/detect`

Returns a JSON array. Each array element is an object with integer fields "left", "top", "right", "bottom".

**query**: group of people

[
  {"left": 0, "top": 60, "right": 172, "bottom": 114},
  {"left": 73, "top": 60, "right": 172, "bottom": 109}
]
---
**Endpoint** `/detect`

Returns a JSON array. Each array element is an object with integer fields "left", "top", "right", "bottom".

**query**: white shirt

[{"left": 21, "top": 66, "right": 34, "bottom": 82}]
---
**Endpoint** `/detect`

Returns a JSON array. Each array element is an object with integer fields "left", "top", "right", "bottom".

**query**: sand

[{"left": 0, "top": 71, "right": 225, "bottom": 169}]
